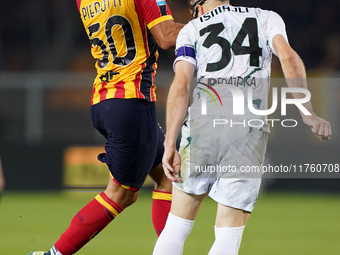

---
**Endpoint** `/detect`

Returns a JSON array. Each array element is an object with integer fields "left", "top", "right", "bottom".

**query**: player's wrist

[
  {"left": 163, "top": 139, "right": 177, "bottom": 150},
  {"left": 301, "top": 113, "right": 316, "bottom": 122}
]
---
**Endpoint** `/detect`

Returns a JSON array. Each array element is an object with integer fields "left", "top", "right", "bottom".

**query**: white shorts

[{"left": 173, "top": 116, "right": 268, "bottom": 212}]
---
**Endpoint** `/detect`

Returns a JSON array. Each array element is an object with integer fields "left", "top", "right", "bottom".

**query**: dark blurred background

[{"left": 0, "top": 0, "right": 339, "bottom": 192}]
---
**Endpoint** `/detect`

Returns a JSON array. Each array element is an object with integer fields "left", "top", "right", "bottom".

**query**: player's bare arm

[
  {"left": 150, "top": 20, "right": 185, "bottom": 50},
  {"left": 162, "top": 60, "right": 194, "bottom": 182},
  {"left": 273, "top": 35, "right": 332, "bottom": 141}
]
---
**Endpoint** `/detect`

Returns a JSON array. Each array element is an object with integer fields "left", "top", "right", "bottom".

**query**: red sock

[
  {"left": 54, "top": 192, "right": 123, "bottom": 255},
  {"left": 152, "top": 190, "right": 172, "bottom": 237}
]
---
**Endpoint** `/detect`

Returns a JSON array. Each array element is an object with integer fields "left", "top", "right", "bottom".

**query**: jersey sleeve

[
  {"left": 266, "top": 11, "right": 289, "bottom": 56},
  {"left": 173, "top": 22, "right": 197, "bottom": 71},
  {"left": 140, "top": 0, "right": 173, "bottom": 29},
  {"left": 76, "top": 0, "right": 81, "bottom": 12}
]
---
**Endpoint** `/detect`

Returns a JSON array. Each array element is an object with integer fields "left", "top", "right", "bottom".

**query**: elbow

[
  {"left": 156, "top": 38, "right": 174, "bottom": 50},
  {"left": 155, "top": 27, "right": 176, "bottom": 50},
  {"left": 151, "top": 20, "right": 182, "bottom": 50},
  {"left": 279, "top": 50, "right": 300, "bottom": 66}
]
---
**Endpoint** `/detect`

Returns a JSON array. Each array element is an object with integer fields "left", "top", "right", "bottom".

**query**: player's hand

[
  {"left": 162, "top": 147, "right": 181, "bottom": 183},
  {"left": 302, "top": 115, "right": 332, "bottom": 141}
]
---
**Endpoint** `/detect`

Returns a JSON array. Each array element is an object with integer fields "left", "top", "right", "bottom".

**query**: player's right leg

[{"left": 152, "top": 186, "right": 207, "bottom": 255}]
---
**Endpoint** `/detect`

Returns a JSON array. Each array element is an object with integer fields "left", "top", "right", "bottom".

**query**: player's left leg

[
  {"left": 149, "top": 163, "right": 172, "bottom": 236},
  {"left": 149, "top": 125, "right": 173, "bottom": 236},
  {"left": 208, "top": 204, "right": 250, "bottom": 255},
  {"left": 152, "top": 186, "right": 207, "bottom": 255}
]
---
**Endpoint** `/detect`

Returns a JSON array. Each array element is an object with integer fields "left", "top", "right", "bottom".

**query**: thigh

[
  {"left": 215, "top": 203, "right": 250, "bottom": 228},
  {"left": 170, "top": 186, "right": 207, "bottom": 221}
]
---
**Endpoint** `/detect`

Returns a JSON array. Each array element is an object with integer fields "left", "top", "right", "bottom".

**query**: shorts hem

[{"left": 112, "top": 175, "right": 139, "bottom": 192}]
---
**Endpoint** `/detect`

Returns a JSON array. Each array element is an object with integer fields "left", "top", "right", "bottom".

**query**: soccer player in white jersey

[{"left": 153, "top": 0, "right": 332, "bottom": 254}]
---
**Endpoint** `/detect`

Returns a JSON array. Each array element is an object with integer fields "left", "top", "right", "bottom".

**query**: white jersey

[{"left": 174, "top": 5, "right": 288, "bottom": 132}]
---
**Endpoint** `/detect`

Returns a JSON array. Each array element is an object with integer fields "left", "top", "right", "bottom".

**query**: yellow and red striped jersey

[{"left": 76, "top": 0, "right": 173, "bottom": 105}]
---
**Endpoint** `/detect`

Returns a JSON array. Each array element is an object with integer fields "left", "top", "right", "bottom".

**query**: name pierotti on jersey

[
  {"left": 199, "top": 6, "right": 249, "bottom": 22},
  {"left": 81, "top": 0, "right": 122, "bottom": 21}
]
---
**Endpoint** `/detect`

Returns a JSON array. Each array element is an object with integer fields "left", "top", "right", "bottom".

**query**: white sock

[
  {"left": 153, "top": 213, "right": 194, "bottom": 255},
  {"left": 208, "top": 225, "right": 245, "bottom": 255},
  {"left": 49, "top": 246, "right": 62, "bottom": 255}
]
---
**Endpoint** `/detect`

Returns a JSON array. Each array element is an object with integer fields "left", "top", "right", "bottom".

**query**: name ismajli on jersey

[
  {"left": 200, "top": 6, "right": 249, "bottom": 22},
  {"left": 82, "top": 0, "right": 122, "bottom": 21}
]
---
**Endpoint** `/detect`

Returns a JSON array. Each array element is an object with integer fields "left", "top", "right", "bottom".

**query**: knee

[
  {"left": 154, "top": 177, "right": 172, "bottom": 192},
  {"left": 104, "top": 188, "right": 139, "bottom": 209},
  {"left": 124, "top": 192, "right": 138, "bottom": 208}
]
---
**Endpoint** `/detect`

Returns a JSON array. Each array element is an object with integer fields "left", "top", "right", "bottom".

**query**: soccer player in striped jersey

[
  {"left": 153, "top": 0, "right": 331, "bottom": 254},
  {"left": 28, "top": 0, "right": 184, "bottom": 255}
]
